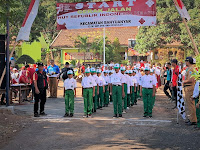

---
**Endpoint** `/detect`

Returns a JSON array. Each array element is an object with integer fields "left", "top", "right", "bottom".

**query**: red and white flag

[
  {"left": 16, "top": 0, "right": 40, "bottom": 42},
  {"left": 173, "top": 0, "right": 190, "bottom": 21}
]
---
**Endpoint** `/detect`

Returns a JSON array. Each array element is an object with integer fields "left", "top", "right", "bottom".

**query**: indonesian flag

[
  {"left": 16, "top": 0, "right": 40, "bottom": 42},
  {"left": 173, "top": 0, "right": 190, "bottom": 21}
]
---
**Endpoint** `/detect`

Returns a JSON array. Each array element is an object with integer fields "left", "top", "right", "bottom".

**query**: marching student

[
  {"left": 120, "top": 67, "right": 128, "bottom": 113},
  {"left": 81, "top": 68, "right": 95, "bottom": 118},
  {"left": 128, "top": 70, "right": 133, "bottom": 107},
  {"left": 140, "top": 67, "right": 156, "bottom": 118},
  {"left": 91, "top": 68, "right": 99, "bottom": 112},
  {"left": 109, "top": 70, "right": 113, "bottom": 103},
  {"left": 131, "top": 70, "right": 138, "bottom": 105},
  {"left": 110, "top": 64, "right": 125, "bottom": 118},
  {"left": 103, "top": 70, "right": 110, "bottom": 107},
  {"left": 150, "top": 69, "right": 157, "bottom": 109},
  {"left": 97, "top": 69, "right": 105, "bottom": 109},
  {"left": 63, "top": 70, "right": 77, "bottom": 117},
  {"left": 126, "top": 70, "right": 131, "bottom": 109}
]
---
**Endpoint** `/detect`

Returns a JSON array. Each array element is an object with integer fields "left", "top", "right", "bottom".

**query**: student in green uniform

[
  {"left": 103, "top": 70, "right": 110, "bottom": 107},
  {"left": 120, "top": 67, "right": 128, "bottom": 113},
  {"left": 140, "top": 67, "right": 156, "bottom": 118},
  {"left": 110, "top": 64, "right": 124, "bottom": 118},
  {"left": 91, "top": 68, "right": 99, "bottom": 112},
  {"left": 97, "top": 69, "right": 105, "bottom": 109},
  {"left": 131, "top": 70, "right": 138, "bottom": 106},
  {"left": 81, "top": 69, "right": 95, "bottom": 118},
  {"left": 63, "top": 70, "right": 77, "bottom": 117}
]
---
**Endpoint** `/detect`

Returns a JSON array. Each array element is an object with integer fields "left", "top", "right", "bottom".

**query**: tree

[
  {"left": 16, "top": 55, "right": 35, "bottom": 64},
  {"left": 134, "top": 0, "right": 200, "bottom": 55},
  {"left": 75, "top": 36, "right": 90, "bottom": 52}
]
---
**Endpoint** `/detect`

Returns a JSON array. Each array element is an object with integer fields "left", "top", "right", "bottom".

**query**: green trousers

[
  {"left": 104, "top": 85, "right": 109, "bottom": 105},
  {"left": 83, "top": 88, "right": 93, "bottom": 115},
  {"left": 152, "top": 91, "right": 156, "bottom": 109},
  {"left": 93, "top": 86, "right": 98, "bottom": 111},
  {"left": 65, "top": 90, "right": 74, "bottom": 114},
  {"left": 142, "top": 88, "right": 153, "bottom": 117},
  {"left": 127, "top": 94, "right": 131, "bottom": 107},
  {"left": 112, "top": 85, "right": 122, "bottom": 115},
  {"left": 137, "top": 85, "right": 141, "bottom": 99},
  {"left": 131, "top": 86, "right": 137, "bottom": 105},
  {"left": 195, "top": 98, "right": 200, "bottom": 128},
  {"left": 98, "top": 86, "right": 104, "bottom": 107},
  {"left": 122, "top": 84, "right": 127, "bottom": 110}
]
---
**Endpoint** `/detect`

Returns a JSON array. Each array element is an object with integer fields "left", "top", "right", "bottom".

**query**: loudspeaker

[{"left": 0, "top": 35, "right": 6, "bottom": 89}]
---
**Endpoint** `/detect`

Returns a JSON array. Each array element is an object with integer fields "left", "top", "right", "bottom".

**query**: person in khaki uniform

[{"left": 183, "top": 57, "right": 197, "bottom": 126}]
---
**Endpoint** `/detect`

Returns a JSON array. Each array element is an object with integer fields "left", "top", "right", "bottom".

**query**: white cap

[
  {"left": 144, "top": 67, "right": 150, "bottom": 71},
  {"left": 96, "top": 69, "right": 101, "bottom": 73},
  {"left": 120, "top": 66, "right": 126, "bottom": 71},
  {"left": 90, "top": 67, "right": 96, "bottom": 73},
  {"left": 85, "top": 68, "right": 90, "bottom": 73},
  {"left": 13, "top": 68, "right": 17, "bottom": 71},
  {"left": 67, "top": 70, "right": 73, "bottom": 75},
  {"left": 129, "top": 70, "right": 133, "bottom": 74},
  {"left": 114, "top": 63, "right": 120, "bottom": 69}
]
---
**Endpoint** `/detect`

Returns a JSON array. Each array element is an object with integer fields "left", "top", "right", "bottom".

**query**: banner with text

[{"left": 57, "top": 0, "right": 156, "bottom": 30}]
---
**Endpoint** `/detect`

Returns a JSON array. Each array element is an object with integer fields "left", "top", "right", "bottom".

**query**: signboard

[
  {"left": 57, "top": 0, "right": 156, "bottom": 30},
  {"left": 65, "top": 52, "right": 94, "bottom": 60}
]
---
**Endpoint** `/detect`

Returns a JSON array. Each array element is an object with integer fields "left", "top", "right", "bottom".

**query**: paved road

[{"left": 2, "top": 85, "right": 200, "bottom": 150}]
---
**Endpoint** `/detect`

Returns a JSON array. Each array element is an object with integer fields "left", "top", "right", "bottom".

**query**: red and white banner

[
  {"left": 57, "top": 0, "right": 156, "bottom": 30},
  {"left": 173, "top": 0, "right": 190, "bottom": 21},
  {"left": 16, "top": 0, "right": 40, "bottom": 42}
]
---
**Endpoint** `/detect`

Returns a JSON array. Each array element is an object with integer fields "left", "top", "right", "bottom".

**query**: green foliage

[
  {"left": 16, "top": 54, "right": 35, "bottom": 64},
  {"left": 135, "top": 0, "right": 200, "bottom": 55},
  {"left": 70, "top": 60, "right": 77, "bottom": 67},
  {"left": 75, "top": 36, "right": 90, "bottom": 52}
]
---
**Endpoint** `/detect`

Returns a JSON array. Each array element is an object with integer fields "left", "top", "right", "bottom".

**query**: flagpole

[{"left": 182, "top": 17, "right": 199, "bottom": 56}]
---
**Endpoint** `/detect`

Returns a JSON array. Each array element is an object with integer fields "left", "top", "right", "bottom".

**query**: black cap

[
  {"left": 65, "top": 62, "right": 69, "bottom": 65},
  {"left": 171, "top": 59, "right": 178, "bottom": 64},
  {"left": 37, "top": 62, "right": 44, "bottom": 66},
  {"left": 25, "top": 64, "right": 30, "bottom": 68},
  {"left": 185, "top": 57, "right": 194, "bottom": 64}
]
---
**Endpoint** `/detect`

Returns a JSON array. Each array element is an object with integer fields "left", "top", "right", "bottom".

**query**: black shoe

[
  {"left": 143, "top": 115, "right": 147, "bottom": 118},
  {"left": 134, "top": 102, "right": 137, "bottom": 105},
  {"left": 131, "top": 104, "right": 133, "bottom": 106},
  {"left": 149, "top": 116, "right": 152, "bottom": 118},
  {"left": 103, "top": 105, "right": 106, "bottom": 107},
  {"left": 94, "top": 110, "right": 96, "bottom": 112},
  {"left": 186, "top": 122, "right": 197, "bottom": 126},
  {"left": 34, "top": 113, "right": 40, "bottom": 117},
  {"left": 118, "top": 114, "right": 122, "bottom": 118},
  {"left": 63, "top": 113, "right": 69, "bottom": 117},
  {"left": 69, "top": 113, "right": 73, "bottom": 117},
  {"left": 40, "top": 112, "right": 47, "bottom": 116},
  {"left": 113, "top": 114, "right": 117, "bottom": 118}
]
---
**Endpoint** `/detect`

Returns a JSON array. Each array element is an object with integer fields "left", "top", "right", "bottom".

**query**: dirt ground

[{"left": 0, "top": 82, "right": 200, "bottom": 150}]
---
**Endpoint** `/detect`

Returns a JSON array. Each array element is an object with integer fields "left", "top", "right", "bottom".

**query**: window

[{"left": 128, "top": 39, "right": 136, "bottom": 48}]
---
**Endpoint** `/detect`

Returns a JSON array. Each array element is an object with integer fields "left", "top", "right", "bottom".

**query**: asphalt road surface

[{"left": 1, "top": 83, "right": 200, "bottom": 150}]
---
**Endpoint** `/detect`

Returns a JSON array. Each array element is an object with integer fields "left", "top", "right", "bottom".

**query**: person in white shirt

[
  {"left": 63, "top": 70, "right": 77, "bottom": 117},
  {"left": 150, "top": 69, "right": 157, "bottom": 109},
  {"left": 91, "top": 68, "right": 99, "bottom": 112},
  {"left": 97, "top": 69, "right": 105, "bottom": 109},
  {"left": 103, "top": 70, "right": 110, "bottom": 107},
  {"left": 81, "top": 68, "right": 95, "bottom": 118},
  {"left": 11, "top": 68, "right": 19, "bottom": 84},
  {"left": 110, "top": 64, "right": 125, "bottom": 118},
  {"left": 120, "top": 67, "right": 128, "bottom": 113},
  {"left": 109, "top": 70, "right": 113, "bottom": 103},
  {"left": 191, "top": 81, "right": 200, "bottom": 130},
  {"left": 131, "top": 70, "right": 138, "bottom": 106},
  {"left": 140, "top": 67, "right": 156, "bottom": 118},
  {"left": 126, "top": 70, "right": 131, "bottom": 109}
]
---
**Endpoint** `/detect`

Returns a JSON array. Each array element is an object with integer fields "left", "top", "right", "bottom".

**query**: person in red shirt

[
  {"left": 170, "top": 59, "right": 179, "bottom": 109},
  {"left": 33, "top": 63, "right": 48, "bottom": 117},
  {"left": 81, "top": 64, "right": 85, "bottom": 74}
]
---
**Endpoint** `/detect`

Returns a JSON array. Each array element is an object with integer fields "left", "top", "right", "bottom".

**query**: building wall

[{"left": 20, "top": 41, "right": 42, "bottom": 62}]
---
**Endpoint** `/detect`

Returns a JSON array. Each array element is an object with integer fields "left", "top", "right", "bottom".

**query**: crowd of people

[{"left": 1, "top": 57, "right": 200, "bottom": 130}]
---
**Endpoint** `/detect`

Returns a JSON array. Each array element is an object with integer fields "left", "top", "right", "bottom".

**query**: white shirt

[
  {"left": 64, "top": 78, "right": 77, "bottom": 90},
  {"left": 141, "top": 74, "right": 157, "bottom": 88},
  {"left": 121, "top": 73, "right": 128, "bottom": 84},
  {"left": 193, "top": 81, "right": 199, "bottom": 98},
  {"left": 103, "top": 75, "right": 109, "bottom": 86},
  {"left": 131, "top": 76, "right": 138, "bottom": 86},
  {"left": 155, "top": 68, "right": 161, "bottom": 76},
  {"left": 11, "top": 73, "right": 19, "bottom": 83},
  {"left": 151, "top": 74, "right": 157, "bottom": 85},
  {"left": 98, "top": 76, "right": 106, "bottom": 86},
  {"left": 136, "top": 72, "right": 142, "bottom": 85},
  {"left": 110, "top": 72, "right": 124, "bottom": 86},
  {"left": 91, "top": 74, "right": 99, "bottom": 86},
  {"left": 81, "top": 75, "right": 96, "bottom": 88}
]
